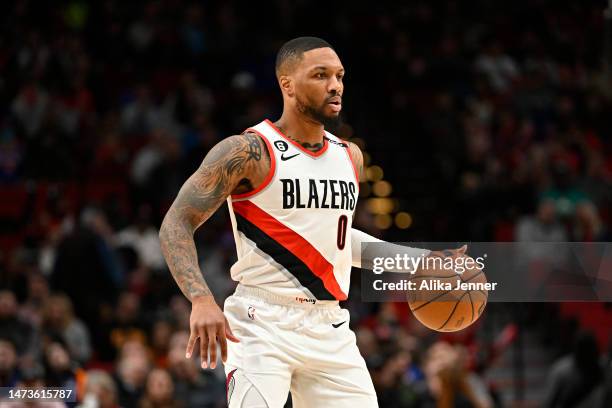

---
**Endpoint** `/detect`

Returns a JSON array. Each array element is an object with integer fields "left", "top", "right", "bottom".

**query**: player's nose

[{"left": 327, "top": 76, "right": 342, "bottom": 93}]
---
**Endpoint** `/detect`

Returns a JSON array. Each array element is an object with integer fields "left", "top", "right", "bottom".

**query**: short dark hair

[{"left": 275, "top": 37, "right": 333, "bottom": 75}]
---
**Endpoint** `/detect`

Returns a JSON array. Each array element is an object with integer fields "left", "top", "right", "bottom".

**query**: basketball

[{"left": 407, "top": 254, "right": 489, "bottom": 332}]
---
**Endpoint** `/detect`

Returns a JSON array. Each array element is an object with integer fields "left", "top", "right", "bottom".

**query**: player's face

[{"left": 293, "top": 48, "right": 344, "bottom": 128}]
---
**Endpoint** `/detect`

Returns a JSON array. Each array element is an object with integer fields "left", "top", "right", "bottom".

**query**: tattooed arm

[{"left": 159, "top": 132, "right": 268, "bottom": 369}]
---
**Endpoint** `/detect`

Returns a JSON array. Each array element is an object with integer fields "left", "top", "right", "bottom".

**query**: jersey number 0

[{"left": 337, "top": 215, "right": 348, "bottom": 250}]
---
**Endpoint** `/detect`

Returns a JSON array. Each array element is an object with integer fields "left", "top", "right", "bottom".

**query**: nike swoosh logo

[
  {"left": 332, "top": 321, "right": 346, "bottom": 328},
  {"left": 280, "top": 153, "right": 300, "bottom": 161}
]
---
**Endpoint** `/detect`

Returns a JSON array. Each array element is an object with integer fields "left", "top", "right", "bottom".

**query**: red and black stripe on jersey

[{"left": 232, "top": 200, "right": 347, "bottom": 301}]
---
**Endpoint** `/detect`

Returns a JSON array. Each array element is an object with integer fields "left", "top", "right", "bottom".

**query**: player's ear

[{"left": 279, "top": 75, "right": 294, "bottom": 97}]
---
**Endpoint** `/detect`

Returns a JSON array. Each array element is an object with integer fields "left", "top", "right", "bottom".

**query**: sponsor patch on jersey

[
  {"left": 274, "top": 140, "right": 289, "bottom": 152},
  {"left": 295, "top": 297, "right": 317, "bottom": 304}
]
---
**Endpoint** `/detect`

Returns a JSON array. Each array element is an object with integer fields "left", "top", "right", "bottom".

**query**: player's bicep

[
  {"left": 169, "top": 134, "right": 263, "bottom": 230},
  {"left": 347, "top": 142, "right": 365, "bottom": 182}
]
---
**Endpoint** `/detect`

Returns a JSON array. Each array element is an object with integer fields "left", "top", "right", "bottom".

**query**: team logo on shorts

[
  {"left": 247, "top": 306, "right": 256, "bottom": 320},
  {"left": 274, "top": 140, "right": 289, "bottom": 152}
]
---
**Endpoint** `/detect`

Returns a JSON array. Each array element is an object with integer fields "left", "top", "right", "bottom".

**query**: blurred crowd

[{"left": 1, "top": 0, "right": 611, "bottom": 407}]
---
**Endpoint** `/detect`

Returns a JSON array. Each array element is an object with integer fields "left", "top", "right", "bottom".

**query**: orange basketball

[{"left": 407, "top": 254, "right": 488, "bottom": 332}]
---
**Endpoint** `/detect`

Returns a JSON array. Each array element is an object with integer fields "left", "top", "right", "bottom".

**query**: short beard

[{"left": 297, "top": 97, "right": 343, "bottom": 134}]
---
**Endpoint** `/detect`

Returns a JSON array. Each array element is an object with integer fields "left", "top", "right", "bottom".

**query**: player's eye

[{"left": 315, "top": 72, "right": 326, "bottom": 79}]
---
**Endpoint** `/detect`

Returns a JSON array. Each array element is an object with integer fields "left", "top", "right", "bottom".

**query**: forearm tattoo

[{"left": 159, "top": 133, "right": 265, "bottom": 301}]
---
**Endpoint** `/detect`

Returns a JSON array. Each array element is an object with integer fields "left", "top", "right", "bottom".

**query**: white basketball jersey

[{"left": 226, "top": 119, "right": 359, "bottom": 301}]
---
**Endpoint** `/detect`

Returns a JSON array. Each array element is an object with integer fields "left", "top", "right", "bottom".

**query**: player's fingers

[
  {"left": 186, "top": 329, "right": 197, "bottom": 359},
  {"left": 219, "top": 325, "right": 228, "bottom": 363},
  {"left": 225, "top": 318, "right": 240, "bottom": 343},
  {"left": 199, "top": 328, "right": 209, "bottom": 369},
  {"left": 208, "top": 327, "right": 218, "bottom": 369}
]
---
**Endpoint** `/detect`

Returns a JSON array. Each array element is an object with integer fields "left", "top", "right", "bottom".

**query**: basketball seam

[
  {"left": 467, "top": 291, "right": 475, "bottom": 323},
  {"left": 437, "top": 291, "right": 469, "bottom": 331}
]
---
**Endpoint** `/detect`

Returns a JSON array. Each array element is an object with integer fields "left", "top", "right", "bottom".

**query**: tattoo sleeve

[
  {"left": 159, "top": 133, "right": 265, "bottom": 301},
  {"left": 348, "top": 142, "right": 365, "bottom": 182}
]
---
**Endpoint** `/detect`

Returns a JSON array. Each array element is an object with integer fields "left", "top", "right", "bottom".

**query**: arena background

[{"left": 1, "top": 0, "right": 611, "bottom": 407}]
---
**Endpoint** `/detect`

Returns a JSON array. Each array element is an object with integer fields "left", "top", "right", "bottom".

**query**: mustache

[{"left": 324, "top": 94, "right": 342, "bottom": 103}]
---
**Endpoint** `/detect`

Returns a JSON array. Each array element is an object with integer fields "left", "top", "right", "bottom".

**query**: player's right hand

[{"left": 186, "top": 296, "right": 240, "bottom": 369}]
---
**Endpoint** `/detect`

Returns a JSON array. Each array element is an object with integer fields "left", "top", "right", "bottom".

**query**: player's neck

[{"left": 274, "top": 112, "right": 325, "bottom": 151}]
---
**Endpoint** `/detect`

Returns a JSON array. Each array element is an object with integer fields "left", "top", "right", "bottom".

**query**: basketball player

[{"left": 159, "top": 37, "right": 466, "bottom": 407}]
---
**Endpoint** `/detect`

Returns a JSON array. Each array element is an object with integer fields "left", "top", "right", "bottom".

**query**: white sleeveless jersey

[{"left": 226, "top": 119, "right": 359, "bottom": 301}]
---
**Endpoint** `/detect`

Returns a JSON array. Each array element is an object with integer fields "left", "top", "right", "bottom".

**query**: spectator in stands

[
  {"left": 42, "top": 341, "right": 76, "bottom": 389},
  {"left": 0, "top": 124, "right": 22, "bottom": 182},
  {"left": 95, "top": 291, "right": 148, "bottom": 362},
  {"left": 0, "top": 339, "right": 19, "bottom": 387},
  {"left": 540, "top": 162, "right": 590, "bottom": 220},
  {"left": 11, "top": 82, "right": 49, "bottom": 137},
  {"left": 139, "top": 368, "right": 181, "bottom": 408},
  {"left": 130, "top": 128, "right": 171, "bottom": 202},
  {"left": 114, "top": 292, "right": 146, "bottom": 352},
  {"left": 414, "top": 341, "right": 493, "bottom": 408},
  {"left": 150, "top": 319, "right": 174, "bottom": 367},
  {"left": 19, "top": 273, "right": 51, "bottom": 328},
  {"left": 41, "top": 293, "right": 92, "bottom": 364},
  {"left": 516, "top": 198, "right": 568, "bottom": 242},
  {"left": 167, "top": 331, "right": 225, "bottom": 407},
  {"left": 168, "top": 295, "right": 191, "bottom": 332},
  {"left": 120, "top": 84, "right": 163, "bottom": 135},
  {"left": 371, "top": 349, "right": 416, "bottom": 407},
  {"left": 475, "top": 40, "right": 520, "bottom": 93},
  {"left": 576, "top": 339, "right": 612, "bottom": 407},
  {"left": 572, "top": 201, "right": 605, "bottom": 241},
  {"left": 115, "top": 340, "right": 151, "bottom": 407},
  {"left": 0, "top": 291, "right": 37, "bottom": 357},
  {"left": 115, "top": 204, "right": 165, "bottom": 271},
  {"left": 52, "top": 207, "right": 124, "bottom": 326},
  {"left": 544, "top": 331, "right": 603, "bottom": 408},
  {"left": 356, "top": 327, "right": 382, "bottom": 364},
  {"left": 79, "top": 370, "right": 120, "bottom": 408}
]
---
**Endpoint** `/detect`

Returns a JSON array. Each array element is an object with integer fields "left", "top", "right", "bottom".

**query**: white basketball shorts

[{"left": 223, "top": 285, "right": 378, "bottom": 408}]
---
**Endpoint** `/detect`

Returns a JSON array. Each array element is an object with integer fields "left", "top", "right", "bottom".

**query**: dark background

[{"left": 0, "top": 0, "right": 611, "bottom": 407}]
